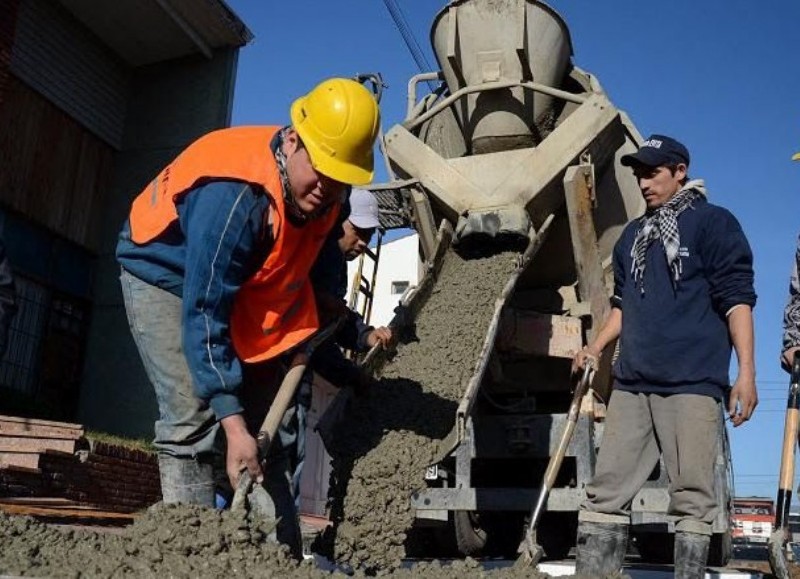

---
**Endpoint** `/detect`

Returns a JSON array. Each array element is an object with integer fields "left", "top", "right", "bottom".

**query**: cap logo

[{"left": 642, "top": 138, "right": 663, "bottom": 149}]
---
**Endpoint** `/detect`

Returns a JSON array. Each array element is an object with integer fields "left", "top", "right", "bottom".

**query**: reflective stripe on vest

[{"left": 127, "top": 125, "right": 339, "bottom": 362}]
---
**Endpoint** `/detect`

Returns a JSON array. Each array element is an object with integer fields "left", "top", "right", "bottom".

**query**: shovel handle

[
  {"left": 775, "top": 353, "right": 800, "bottom": 530},
  {"left": 252, "top": 318, "right": 344, "bottom": 454},
  {"left": 229, "top": 319, "right": 343, "bottom": 512},
  {"left": 254, "top": 356, "right": 309, "bottom": 454},
  {"left": 232, "top": 363, "right": 306, "bottom": 513},
  {"left": 527, "top": 365, "right": 595, "bottom": 533}
]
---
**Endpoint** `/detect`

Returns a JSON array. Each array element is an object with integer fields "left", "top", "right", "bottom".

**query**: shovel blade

[
  {"left": 768, "top": 529, "right": 791, "bottom": 579},
  {"left": 516, "top": 529, "right": 544, "bottom": 567}
]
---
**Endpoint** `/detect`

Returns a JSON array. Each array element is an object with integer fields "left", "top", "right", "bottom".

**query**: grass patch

[{"left": 85, "top": 430, "right": 154, "bottom": 453}]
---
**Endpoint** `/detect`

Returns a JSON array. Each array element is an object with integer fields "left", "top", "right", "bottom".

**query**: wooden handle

[
  {"left": 255, "top": 356, "right": 309, "bottom": 453},
  {"left": 775, "top": 350, "right": 800, "bottom": 530}
]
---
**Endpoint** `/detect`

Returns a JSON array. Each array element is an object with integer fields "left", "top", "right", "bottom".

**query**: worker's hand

[
  {"left": 367, "top": 326, "right": 392, "bottom": 349},
  {"left": 728, "top": 371, "right": 758, "bottom": 427},
  {"left": 220, "top": 414, "right": 263, "bottom": 490},
  {"left": 781, "top": 347, "right": 800, "bottom": 373},
  {"left": 571, "top": 344, "right": 600, "bottom": 375}
]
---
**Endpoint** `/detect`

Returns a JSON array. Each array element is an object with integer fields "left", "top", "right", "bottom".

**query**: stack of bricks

[
  {"left": 0, "top": 415, "right": 161, "bottom": 513},
  {"left": 79, "top": 441, "right": 162, "bottom": 513}
]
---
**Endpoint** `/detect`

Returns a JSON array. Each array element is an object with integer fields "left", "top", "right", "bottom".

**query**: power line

[
  {"left": 382, "top": 0, "right": 435, "bottom": 74},
  {"left": 381, "top": 0, "right": 439, "bottom": 94}
]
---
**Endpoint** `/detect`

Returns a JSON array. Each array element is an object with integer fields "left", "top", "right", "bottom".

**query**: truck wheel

[
  {"left": 454, "top": 511, "right": 487, "bottom": 556},
  {"left": 708, "top": 532, "right": 731, "bottom": 566}
]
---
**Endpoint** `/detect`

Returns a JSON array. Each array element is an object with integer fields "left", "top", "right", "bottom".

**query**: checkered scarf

[{"left": 630, "top": 185, "right": 704, "bottom": 293}]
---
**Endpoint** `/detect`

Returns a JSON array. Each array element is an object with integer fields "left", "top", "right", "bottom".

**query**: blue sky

[{"left": 227, "top": 1, "right": 800, "bottom": 501}]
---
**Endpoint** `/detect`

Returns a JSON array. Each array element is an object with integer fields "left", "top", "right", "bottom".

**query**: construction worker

[
  {"left": 571, "top": 135, "right": 757, "bottom": 578},
  {"left": 289, "top": 190, "right": 392, "bottom": 504},
  {"left": 0, "top": 238, "right": 16, "bottom": 359},
  {"left": 780, "top": 152, "right": 800, "bottom": 372},
  {"left": 116, "top": 78, "right": 379, "bottom": 551},
  {"left": 311, "top": 188, "right": 393, "bottom": 368}
]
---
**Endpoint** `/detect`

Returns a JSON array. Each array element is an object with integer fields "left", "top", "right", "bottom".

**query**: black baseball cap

[{"left": 621, "top": 134, "right": 690, "bottom": 168}]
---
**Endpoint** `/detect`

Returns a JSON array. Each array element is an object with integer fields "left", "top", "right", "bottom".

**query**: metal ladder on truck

[{"left": 346, "top": 232, "right": 382, "bottom": 360}]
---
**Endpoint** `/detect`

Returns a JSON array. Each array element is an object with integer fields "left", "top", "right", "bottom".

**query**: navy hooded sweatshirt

[{"left": 611, "top": 192, "right": 756, "bottom": 399}]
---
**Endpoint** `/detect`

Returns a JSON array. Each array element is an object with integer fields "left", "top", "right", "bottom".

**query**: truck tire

[
  {"left": 454, "top": 511, "right": 487, "bottom": 556},
  {"left": 708, "top": 532, "right": 732, "bottom": 567}
]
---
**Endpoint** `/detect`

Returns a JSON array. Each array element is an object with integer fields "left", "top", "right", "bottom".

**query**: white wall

[{"left": 347, "top": 232, "right": 420, "bottom": 327}]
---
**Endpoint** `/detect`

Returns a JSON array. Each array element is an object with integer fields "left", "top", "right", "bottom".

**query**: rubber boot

[
  {"left": 575, "top": 521, "right": 628, "bottom": 577},
  {"left": 674, "top": 531, "right": 710, "bottom": 579},
  {"left": 157, "top": 454, "right": 215, "bottom": 506}
]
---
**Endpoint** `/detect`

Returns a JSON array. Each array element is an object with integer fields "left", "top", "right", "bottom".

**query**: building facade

[
  {"left": 347, "top": 232, "right": 420, "bottom": 328},
  {"left": 0, "top": 0, "right": 251, "bottom": 436}
]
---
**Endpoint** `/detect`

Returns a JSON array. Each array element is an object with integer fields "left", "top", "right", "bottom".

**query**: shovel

[
  {"left": 230, "top": 319, "right": 343, "bottom": 515},
  {"left": 518, "top": 363, "right": 595, "bottom": 566},
  {"left": 768, "top": 352, "right": 800, "bottom": 579}
]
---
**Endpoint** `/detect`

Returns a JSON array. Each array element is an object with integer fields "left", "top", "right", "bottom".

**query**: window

[{"left": 391, "top": 281, "right": 410, "bottom": 295}]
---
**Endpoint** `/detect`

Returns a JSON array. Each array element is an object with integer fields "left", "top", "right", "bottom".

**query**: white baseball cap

[{"left": 347, "top": 188, "right": 380, "bottom": 229}]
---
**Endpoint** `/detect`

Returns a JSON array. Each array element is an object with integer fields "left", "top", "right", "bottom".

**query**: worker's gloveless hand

[
  {"left": 220, "top": 414, "right": 263, "bottom": 489},
  {"left": 781, "top": 346, "right": 800, "bottom": 373},
  {"left": 728, "top": 371, "right": 758, "bottom": 427},
  {"left": 571, "top": 345, "right": 599, "bottom": 375},
  {"left": 367, "top": 326, "right": 392, "bottom": 349}
]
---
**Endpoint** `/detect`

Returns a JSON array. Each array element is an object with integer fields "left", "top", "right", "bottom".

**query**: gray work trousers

[
  {"left": 580, "top": 390, "right": 721, "bottom": 535},
  {"left": 120, "top": 269, "right": 300, "bottom": 533}
]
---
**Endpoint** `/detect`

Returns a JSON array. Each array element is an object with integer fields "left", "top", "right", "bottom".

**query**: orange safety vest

[{"left": 128, "top": 125, "right": 338, "bottom": 363}]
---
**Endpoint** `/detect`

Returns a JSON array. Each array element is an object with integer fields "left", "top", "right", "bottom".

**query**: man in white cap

[
  {"left": 289, "top": 189, "right": 392, "bottom": 506},
  {"left": 311, "top": 188, "right": 391, "bottom": 347}
]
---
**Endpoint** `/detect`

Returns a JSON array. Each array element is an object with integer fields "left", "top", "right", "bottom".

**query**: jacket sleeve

[
  {"left": 178, "top": 181, "right": 271, "bottom": 420},
  {"left": 333, "top": 308, "right": 374, "bottom": 352},
  {"left": 699, "top": 207, "right": 756, "bottom": 315},
  {"left": 783, "top": 234, "right": 800, "bottom": 350},
  {"left": 610, "top": 230, "right": 628, "bottom": 310},
  {"left": 0, "top": 240, "right": 16, "bottom": 357}
]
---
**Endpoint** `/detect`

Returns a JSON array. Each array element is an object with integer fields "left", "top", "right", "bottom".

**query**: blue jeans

[
  {"left": 121, "top": 268, "right": 301, "bottom": 552},
  {"left": 292, "top": 376, "right": 312, "bottom": 509},
  {"left": 121, "top": 269, "right": 219, "bottom": 504}
]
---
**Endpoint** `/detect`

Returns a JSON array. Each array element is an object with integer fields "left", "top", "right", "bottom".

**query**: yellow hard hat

[
  {"left": 793, "top": 152, "right": 800, "bottom": 161},
  {"left": 290, "top": 78, "right": 380, "bottom": 186}
]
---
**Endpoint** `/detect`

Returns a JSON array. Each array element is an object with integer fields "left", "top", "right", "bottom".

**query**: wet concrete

[
  {"left": 0, "top": 503, "right": 317, "bottom": 578},
  {"left": 324, "top": 250, "right": 519, "bottom": 572},
  {"left": 0, "top": 506, "right": 574, "bottom": 577},
  {"left": 0, "top": 250, "right": 579, "bottom": 578}
]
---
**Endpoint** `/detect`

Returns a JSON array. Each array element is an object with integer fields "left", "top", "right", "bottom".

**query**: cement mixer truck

[{"left": 360, "top": 0, "right": 734, "bottom": 566}]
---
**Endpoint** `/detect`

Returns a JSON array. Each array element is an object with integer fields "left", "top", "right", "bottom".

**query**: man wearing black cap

[{"left": 571, "top": 135, "right": 757, "bottom": 578}]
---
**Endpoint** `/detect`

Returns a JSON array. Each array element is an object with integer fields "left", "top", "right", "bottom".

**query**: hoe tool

[
  {"left": 231, "top": 320, "right": 342, "bottom": 516},
  {"left": 518, "top": 362, "right": 595, "bottom": 566},
  {"left": 768, "top": 352, "right": 800, "bottom": 579}
]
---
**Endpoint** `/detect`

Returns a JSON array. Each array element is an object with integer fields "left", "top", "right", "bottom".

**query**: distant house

[
  {"left": 347, "top": 232, "right": 420, "bottom": 327},
  {"left": 1, "top": 0, "right": 252, "bottom": 436},
  {"left": 732, "top": 497, "right": 774, "bottom": 544}
]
